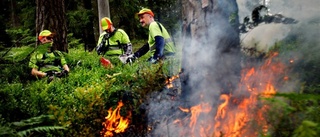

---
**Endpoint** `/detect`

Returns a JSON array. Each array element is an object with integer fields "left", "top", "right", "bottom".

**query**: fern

[
  {"left": 0, "top": 126, "right": 17, "bottom": 137},
  {"left": 0, "top": 115, "right": 66, "bottom": 137},
  {"left": 17, "top": 126, "right": 66, "bottom": 137},
  {"left": 11, "top": 115, "right": 53, "bottom": 127},
  {"left": 293, "top": 120, "right": 318, "bottom": 137}
]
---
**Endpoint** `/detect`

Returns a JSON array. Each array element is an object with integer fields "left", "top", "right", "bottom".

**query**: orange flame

[
  {"left": 166, "top": 75, "right": 180, "bottom": 88},
  {"left": 173, "top": 52, "right": 287, "bottom": 137},
  {"left": 213, "top": 52, "right": 286, "bottom": 136},
  {"left": 178, "top": 106, "right": 190, "bottom": 113},
  {"left": 101, "top": 100, "right": 131, "bottom": 137},
  {"left": 178, "top": 102, "right": 213, "bottom": 137}
]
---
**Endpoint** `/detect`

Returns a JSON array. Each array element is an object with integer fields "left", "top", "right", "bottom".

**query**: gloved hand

[
  {"left": 45, "top": 71, "right": 56, "bottom": 83},
  {"left": 119, "top": 54, "right": 136, "bottom": 64},
  {"left": 56, "top": 70, "right": 68, "bottom": 78},
  {"left": 96, "top": 45, "right": 104, "bottom": 55},
  {"left": 47, "top": 75, "right": 54, "bottom": 83},
  {"left": 45, "top": 71, "right": 55, "bottom": 77},
  {"left": 147, "top": 57, "right": 158, "bottom": 64},
  {"left": 126, "top": 54, "right": 136, "bottom": 63}
]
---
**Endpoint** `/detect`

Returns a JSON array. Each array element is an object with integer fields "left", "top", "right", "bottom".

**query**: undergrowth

[{"left": 0, "top": 41, "right": 180, "bottom": 136}]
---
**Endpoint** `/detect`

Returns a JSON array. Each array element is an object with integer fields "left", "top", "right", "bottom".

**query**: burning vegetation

[
  {"left": 128, "top": 51, "right": 291, "bottom": 137},
  {"left": 213, "top": 52, "right": 284, "bottom": 137},
  {"left": 100, "top": 100, "right": 132, "bottom": 137},
  {"left": 100, "top": 51, "right": 293, "bottom": 137}
]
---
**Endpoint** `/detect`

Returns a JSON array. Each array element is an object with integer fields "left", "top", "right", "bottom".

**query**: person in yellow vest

[
  {"left": 96, "top": 17, "right": 132, "bottom": 58},
  {"left": 121, "top": 8, "right": 175, "bottom": 64},
  {"left": 29, "top": 30, "right": 70, "bottom": 81}
]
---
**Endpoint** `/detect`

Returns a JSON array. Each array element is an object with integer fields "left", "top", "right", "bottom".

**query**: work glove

[
  {"left": 47, "top": 76, "right": 54, "bottom": 83},
  {"left": 119, "top": 54, "right": 136, "bottom": 64},
  {"left": 45, "top": 71, "right": 56, "bottom": 83},
  {"left": 96, "top": 45, "right": 105, "bottom": 55},
  {"left": 45, "top": 71, "right": 55, "bottom": 77},
  {"left": 147, "top": 57, "right": 158, "bottom": 64},
  {"left": 56, "top": 70, "right": 68, "bottom": 78},
  {"left": 126, "top": 54, "right": 137, "bottom": 63}
]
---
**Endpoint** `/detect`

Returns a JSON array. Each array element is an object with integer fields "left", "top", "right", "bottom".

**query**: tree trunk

[
  {"left": 81, "top": 0, "right": 97, "bottom": 51},
  {"left": 181, "top": 0, "right": 241, "bottom": 100},
  {"left": 36, "top": 0, "right": 68, "bottom": 52},
  {"left": 0, "top": 0, "right": 12, "bottom": 47},
  {"left": 10, "top": 0, "right": 19, "bottom": 27},
  {"left": 97, "top": 0, "right": 110, "bottom": 34}
]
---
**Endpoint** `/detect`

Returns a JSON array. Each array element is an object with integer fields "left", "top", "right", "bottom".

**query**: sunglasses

[{"left": 39, "top": 36, "right": 53, "bottom": 41}]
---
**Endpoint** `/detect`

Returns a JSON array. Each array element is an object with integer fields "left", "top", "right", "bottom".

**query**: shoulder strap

[
  {"left": 53, "top": 51, "right": 61, "bottom": 57},
  {"left": 106, "top": 28, "right": 118, "bottom": 47},
  {"left": 156, "top": 22, "right": 163, "bottom": 33},
  {"left": 112, "top": 29, "right": 128, "bottom": 54},
  {"left": 41, "top": 51, "right": 60, "bottom": 60},
  {"left": 108, "top": 28, "right": 118, "bottom": 38},
  {"left": 156, "top": 22, "right": 176, "bottom": 47},
  {"left": 53, "top": 51, "right": 63, "bottom": 66}
]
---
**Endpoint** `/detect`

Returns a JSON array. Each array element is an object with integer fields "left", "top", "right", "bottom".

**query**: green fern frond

[
  {"left": 293, "top": 120, "right": 318, "bottom": 137},
  {"left": 275, "top": 93, "right": 320, "bottom": 101},
  {"left": 17, "top": 126, "right": 66, "bottom": 137},
  {"left": 11, "top": 115, "right": 54, "bottom": 127},
  {"left": 0, "top": 126, "right": 17, "bottom": 137}
]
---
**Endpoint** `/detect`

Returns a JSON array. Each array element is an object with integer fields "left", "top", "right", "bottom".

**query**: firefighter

[
  {"left": 121, "top": 8, "right": 176, "bottom": 64},
  {"left": 96, "top": 17, "right": 133, "bottom": 58},
  {"left": 29, "top": 30, "right": 70, "bottom": 81}
]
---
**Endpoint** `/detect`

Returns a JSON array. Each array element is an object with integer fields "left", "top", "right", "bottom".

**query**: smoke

[
  {"left": 238, "top": 0, "right": 320, "bottom": 52},
  {"left": 143, "top": 0, "right": 320, "bottom": 136},
  {"left": 145, "top": 0, "right": 239, "bottom": 136},
  {"left": 279, "top": 15, "right": 320, "bottom": 91},
  {"left": 237, "top": 0, "right": 320, "bottom": 92}
]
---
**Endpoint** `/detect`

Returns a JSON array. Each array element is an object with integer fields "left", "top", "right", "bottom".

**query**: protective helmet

[
  {"left": 38, "top": 30, "right": 52, "bottom": 41},
  {"left": 137, "top": 8, "right": 154, "bottom": 17},
  {"left": 100, "top": 17, "right": 113, "bottom": 31}
]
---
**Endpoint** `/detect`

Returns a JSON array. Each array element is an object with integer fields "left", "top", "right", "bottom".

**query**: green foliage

[
  {"left": 261, "top": 19, "right": 320, "bottom": 136},
  {"left": 131, "top": 39, "right": 146, "bottom": 51},
  {"left": 1, "top": 0, "right": 182, "bottom": 52},
  {"left": 6, "top": 28, "right": 35, "bottom": 47},
  {"left": 293, "top": 120, "right": 318, "bottom": 137},
  {"left": 18, "top": 0, "right": 36, "bottom": 30},
  {"left": 0, "top": 115, "right": 65, "bottom": 137},
  {"left": 0, "top": 44, "right": 179, "bottom": 136},
  {"left": 0, "top": 0, "right": 35, "bottom": 30},
  {"left": 67, "top": 33, "right": 85, "bottom": 49},
  {"left": 0, "top": 46, "right": 34, "bottom": 84},
  {"left": 140, "top": 0, "right": 182, "bottom": 34},
  {"left": 67, "top": 9, "right": 94, "bottom": 38},
  {"left": 1, "top": 46, "right": 34, "bottom": 61},
  {"left": 261, "top": 92, "right": 320, "bottom": 136},
  {"left": 268, "top": 19, "right": 320, "bottom": 93}
]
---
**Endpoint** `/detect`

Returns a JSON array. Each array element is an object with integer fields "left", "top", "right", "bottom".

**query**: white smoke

[{"left": 238, "top": 0, "right": 320, "bottom": 52}]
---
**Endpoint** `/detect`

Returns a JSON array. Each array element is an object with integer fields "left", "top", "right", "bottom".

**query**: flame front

[
  {"left": 213, "top": 52, "right": 286, "bottom": 136},
  {"left": 178, "top": 102, "right": 213, "bottom": 137},
  {"left": 172, "top": 52, "right": 287, "bottom": 137},
  {"left": 101, "top": 100, "right": 131, "bottom": 137},
  {"left": 166, "top": 75, "right": 180, "bottom": 88}
]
